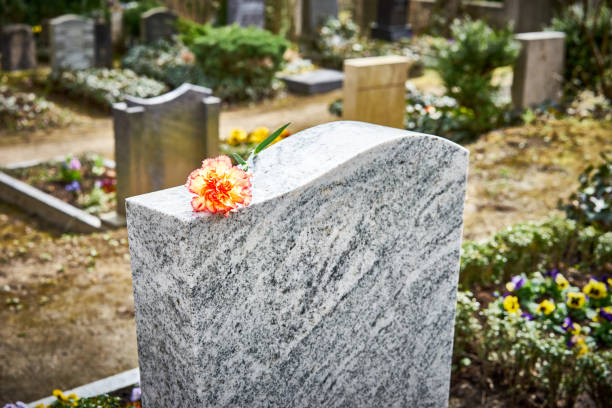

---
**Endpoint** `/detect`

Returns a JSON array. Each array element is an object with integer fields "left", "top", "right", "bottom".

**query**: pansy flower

[
  {"left": 521, "top": 312, "right": 535, "bottom": 321},
  {"left": 536, "top": 299, "right": 555, "bottom": 315},
  {"left": 567, "top": 292, "right": 587, "bottom": 309},
  {"left": 503, "top": 295, "right": 520, "bottom": 315},
  {"left": 582, "top": 279, "right": 607, "bottom": 299},
  {"left": 555, "top": 274, "right": 569, "bottom": 290},
  {"left": 562, "top": 317, "right": 581, "bottom": 335},
  {"left": 593, "top": 306, "right": 612, "bottom": 322},
  {"left": 505, "top": 275, "right": 525, "bottom": 292}
]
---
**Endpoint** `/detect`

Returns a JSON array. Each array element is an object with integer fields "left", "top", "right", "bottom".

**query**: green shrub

[
  {"left": 460, "top": 217, "right": 611, "bottom": 288},
  {"left": 550, "top": 3, "right": 612, "bottom": 101},
  {"left": 561, "top": 154, "right": 612, "bottom": 232},
  {"left": 121, "top": 40, "right": 210, "bottom": 89},
  {"left": 50, "top": 68, "right": 167, "bottom": 108},
  {"left": 432, "top": 18, "right": 519, "bottom": 139},
  {"left": 179, "top": 20, "right": 289, "bottom": 103}
]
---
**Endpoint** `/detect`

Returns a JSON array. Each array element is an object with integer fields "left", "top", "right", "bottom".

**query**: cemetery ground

[{"left": 1, "top": 111, "right": 610, "bottom": 404}]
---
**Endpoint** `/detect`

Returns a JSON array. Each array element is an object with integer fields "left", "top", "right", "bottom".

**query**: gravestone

[
  {"left": 281, "top": 69, "right": 344, "bottom": 95},
  {"left": 113, "top": 83, "right": 220, "bottom": 215},
  {"left": 511, "top": 31, "right": 565, "bottom": 109},
  {"left": 343, "top": 55, "right": 411, "bottom": 128},
  {"left": 371, "top": 0, "right": 412, "bottom": 41},
  {"left": 1, "top": 24, "right": 37, "bottom": 71},
  {"left": 94, "top": 21, "right": 112, "bottom": 68},
  {"left": 50, "top": 14, "right": 95, "bottom": 72},
  {"left": 126, "top": 120, "right": 469, "bottom": 407},
  {"left": 140, "top": 7, "right": 178, "bottom": 44},
  {"left": 302, "top": 0, "right": 338, "bottom": 38},
  {"left": 227, "top": 0, "right": 265, "bottom": 28}
]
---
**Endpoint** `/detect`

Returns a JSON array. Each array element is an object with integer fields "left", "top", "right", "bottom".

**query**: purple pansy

[
  {"left": 507, "top": 275, "right": 525, "bottom": 291},
  {"left": 600, "top": 308, "right": 612, "bottom": 322},
  {"left": 548, "top": 268, "right": 559, "bottom": 279},
  {"left": 3, "top": 402, "right": 27, "bottom": 408},
  {"left": 65, "top": 181, "right": 80, "bottom": 192},
  {"left": 130, "top": 386, "right": 141, "bottom": 402},
  {"left": 562, "top": 317, "right": 574, "bottom": 332},
  {"left": 521, "top": 312, "right": 535, "bottom": 321}
]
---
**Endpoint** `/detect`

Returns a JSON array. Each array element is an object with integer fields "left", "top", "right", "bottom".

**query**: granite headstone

[
  {"left": 227, "top": 0, "right": 265, "bottom": 28},
  {"left": 113, "top": 83, "right": 220, "bottom": 215},
  {"left": 371, "top": 0, "right": 412, "bottom": 41},
  {"left": 281, "top": 69, "right": 344, "bottom": 95},
  {"left": 1, "top": 24, "right": 37, "bottom": 71},
  {"left": 126, "top": 120, "right": 469, "bottom": 407},
  {"left": 50, "top": 14, "right": 95, "bottom": 72},
  {"left": 302, "top": 0, "right": 338, "bottom": 38},
  {"left": 140, "top": 7, "right": 178, "bottom": 44}
]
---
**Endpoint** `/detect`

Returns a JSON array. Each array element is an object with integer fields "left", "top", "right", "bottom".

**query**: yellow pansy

[
  {"left": 583, "top": 279, "right": 607, "bottom": 299},
  {"left": 567, "top": 292, "right": 587, "bottom": 309},
  {"left": 53, "top": 389, "right": 68, "bottom": 401},
  {"left": 32, "top": 25, "right": 42, "bottom": 33},
  {"left": 227, "top": 128, "right": 248, "bottom": 145},
  {"left": 503, "top": 295, "right": 520, "bottom": 315},
  {"left": 576, "top": 338, "right": 588, "bottom": 356},
  {"left": 555, "top": 274, "right": 569, "bottom": 290},
  {"left": 248, "top": 126, "right": 270, "bottom": 144},
  {"left": 536, "top": 299, "right": 555, "bottom": 315}
]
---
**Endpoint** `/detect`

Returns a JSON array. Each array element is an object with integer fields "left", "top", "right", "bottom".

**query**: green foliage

[
  {"left": 49, "top": 393, "right": 123, "bottom": 407},
  {"left": 121, "top": 40, "right": 210, "bottom": 89},
  {"left": 179, "top": 20, "right": 289, "bottom": 103},
  {"left": 0, "top": 0, "right": 104, "bottom": 26},
  {"left": 561, "top": 154, "right": 612, "bottom": 231},
  {"left": 454, "top": 290, "right": 612, "bottom": 408},
  {"left": 122, "top": 0, "right": 162, "bottom": 39},
  {"left": 432, "top": 18, "right": 519, "bottom": 139},
  {"left": 460, "top": 217, "right": 611, "bottom": 287},
  {"left": 310, "top": 14, "right": 421, "bottom": 71},
  {"left": 550, "top": 3, "right": 612, "bottom": 101},
  {"left": 50, "top": 68, "right": 167, "bottom": 108}
]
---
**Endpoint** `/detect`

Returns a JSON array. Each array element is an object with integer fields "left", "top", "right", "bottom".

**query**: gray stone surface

[
  {"left": 1, "top": 24, "right": 37, "bottom": 71},
  {"left": 227, "top": 0, "right": 265, "bottom": 28},
  {"left": 113, "top": 83, "right": 220, "bottom": 216},
  {"left": 140, "top": 7, "right": 177, "bottom": 44},
  {"left": 512, "top": 31, "right": 565, "bottom": 109},
  {"left": 126, "top": 121, "right": 469, "bottom": 407},
  {"left": 371, "top": 0, "right": 412, "bottom": 41},
  {"left": 0, "top": 171, "right": 102, "bottom": 233},
  {"left": 302, "top": 0, "right": 339, "bottom": 37},
  {"left": 94, "top": 20, "right": 112, "bottom": 68},
  {"left": 50, "top": 14, "right": 95, "bottom": 72},
  {"left": 281, "top": 69, "right": 344, "bottom": 94}
]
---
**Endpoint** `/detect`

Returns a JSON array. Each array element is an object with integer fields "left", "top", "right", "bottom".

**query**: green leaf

[
  {"left": 254, "top": 123, "right": 290, "bottom": 154},
  {"left": 232, "top": 153, "right": 247, "bottom": 166}
]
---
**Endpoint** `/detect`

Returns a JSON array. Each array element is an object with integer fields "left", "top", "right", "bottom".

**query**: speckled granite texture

[{"left": 126, "top": 121, "right": 469, "bottom": 407}]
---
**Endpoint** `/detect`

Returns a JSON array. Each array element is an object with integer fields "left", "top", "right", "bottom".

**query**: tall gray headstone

[
  {"left": 512, "top": 31, "right": 565, "bottom": 109},
  {"left": 113, "top": 83, "right": 220, "bottom": 216},
  {"left": 302, "top": 0, "right": 338, "bottom": 38},
  {"left": 126, "top": 121, "right": 469, "bottom": 407},
  {"left": 140, "top": 7, "right": 178, "bottom": 44},
  {"left": 227, "top": 0, "right": 265, "bottom": 28},
  {"left": 94, "top": 21, "right": 112, "bottom": 68},
  {"left": 50, "top": 14, "right": 95, "bottom": 72},
  {"left": 1, "top": 24, "right": 37, "bottom": 71}
]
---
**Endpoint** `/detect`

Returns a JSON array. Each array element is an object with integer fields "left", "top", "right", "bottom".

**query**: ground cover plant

[
  {"left": 3, "top": 154, "right": 116, "bottom": 215},
  {"left": 49, "top": 69, "right": 167, "bottom": 109},
  {"left": 0, "top": 85, "right": 69, "bottom": 131},
  {"left": 179, "top": 20, "right": 289, "bottom": 103}
]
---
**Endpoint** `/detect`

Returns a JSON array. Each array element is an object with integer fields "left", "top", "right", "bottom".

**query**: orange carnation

[{"left": 186, "top": 156, "right": 252, "bottom": 215}]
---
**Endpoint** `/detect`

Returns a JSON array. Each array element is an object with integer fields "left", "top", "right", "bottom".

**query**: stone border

[
  {"left": 0, "top": 158, "right": 126, "bottom": 232},
  {"left": 28, "top": 368, "right": 140, "bottom": 407}
]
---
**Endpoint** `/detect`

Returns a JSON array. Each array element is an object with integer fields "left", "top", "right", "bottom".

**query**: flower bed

[
  {"left": 50, "top": 69, "right": 168, "bottom": 109},
  {"left": 0, "top": 85, "right": 69, "bottom": 131},
  {"left": 4, "top": 385, "right": 142, "bottom": 408},
  {"left": 220, "top": 126, "right": 292, "bottom": 161},
  {"left": 3, "top": 154, "right": 117, "bottom": 216}
]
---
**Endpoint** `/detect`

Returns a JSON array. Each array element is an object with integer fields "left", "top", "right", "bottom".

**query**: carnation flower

[{"left": 186, "top": 156, "right": 252, "bottom": 216}]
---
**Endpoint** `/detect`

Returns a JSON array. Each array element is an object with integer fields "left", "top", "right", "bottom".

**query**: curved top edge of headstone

[
  {"left": 50, "top": 14, "right": 92, "bottom": 25},
  {"left": 141, "top": 7, "right": 177, "bottom": 18},
  {"left": 126, "top": 121, "right": 468, "bottom": 222},
  {"left": 124, "top": 83, "right": 212, "bottom": 107},
  {"left": 515, "top": 31, "right": 566, "bottom": 41}
]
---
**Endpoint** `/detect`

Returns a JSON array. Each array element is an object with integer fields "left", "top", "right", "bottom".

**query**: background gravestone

[
  {"left": 94, "top": 20, "right": 112, "bottom": 68},
  {"left": 512, "top": 31, "right": 565, "bottom": 109},
  {"left": 343, "top": 55, "right": 411, "bottom": 128},
  {"left": 113, "top": 83, "right": 220, "bottom": 215},
  {"left": 372, "top": 0, "right": 412, "bottom": 41},
  {"left": 227, "top": 0, "right": 265, "bottom": 28},
  {"left": 1, "top": 24, "right": 37, "bottom": 71},
  {"left": 140, "top": 7, "right": 178, "bottom": 44},
  {"left": 50, "top": 14, "right": 95, "bottom": 73},
  {"left": 302, "top": 0, "right": 338, "bottom": 38},
  {"left": 126, "top": 121, "right": 469, "bottom": 407}
]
